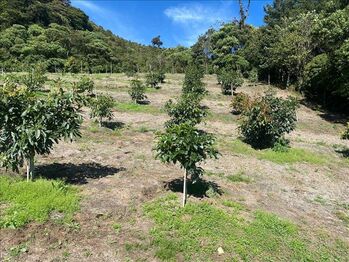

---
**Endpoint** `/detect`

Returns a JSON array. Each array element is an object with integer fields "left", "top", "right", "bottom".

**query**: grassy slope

[{"left": 144, "top": 194, "right": 349, "bottom": 261}]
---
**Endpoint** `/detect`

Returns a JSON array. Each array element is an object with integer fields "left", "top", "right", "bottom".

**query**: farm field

[{"left": 1, "top": 73, "right": 348, "bottom": 261}]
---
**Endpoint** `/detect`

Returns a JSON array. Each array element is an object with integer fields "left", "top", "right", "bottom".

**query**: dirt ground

[{"left": 1, "top": 73, "right": 348, "bottom": 261}]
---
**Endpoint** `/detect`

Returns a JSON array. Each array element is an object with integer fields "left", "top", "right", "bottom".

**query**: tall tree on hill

[{"left": 151, "top": 35, "right": 163, "bottom": 48}]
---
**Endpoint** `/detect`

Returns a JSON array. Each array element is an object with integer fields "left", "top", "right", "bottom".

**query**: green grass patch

[
  {"left": 114, "top": 102, "right": 162, "bottom": 114},
  {"left": 226, "top": 171, "right": 252, "bottom": 183},
  {"left": 144, "top": 194, "right": 348, "bottom": 261},
  {"left": 0, "top": 176, "right": 79, "bottom": 228},
  {"left": 219, "top": 139, "right": 327, "bottom": 164}
]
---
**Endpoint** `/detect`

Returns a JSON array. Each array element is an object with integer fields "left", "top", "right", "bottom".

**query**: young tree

[
  {"left": 239, "top": 91, "right": 298, "bottom": 148},
  {"left": 21, "top": 65, "right": 48, "bottom": 92},
  {"left": 145, "top": 71, "right": 161, "bottom": 89},
  {"left": 218, "top": 70, "right": 244, "bottom": 95},
  {"left": 0, "top": 81, "right": 82, "bottom": 181},
  {"left": 89, "top": 94, "right": 114, "bottom": 127},
  {"left": 182, "top": 64, "right": 206, "bottom": 97},
  {"left": 128, "top": 79, "right": 147, "bottom": 103},
  {"left": 155, "top": 123, "right": 219, "bottom": 207}
]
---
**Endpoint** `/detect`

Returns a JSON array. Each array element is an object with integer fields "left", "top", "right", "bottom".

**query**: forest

[{"left": 0, "top": 0, "right": 349, "bottom": 261}]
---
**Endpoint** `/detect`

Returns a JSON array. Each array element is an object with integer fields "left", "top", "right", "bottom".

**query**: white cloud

[
  {"left": 71, "top": 0, "right": 105, "bottom": 14},
  {"left": 164, "top": 2, "right": 235, "bottom": 46}
]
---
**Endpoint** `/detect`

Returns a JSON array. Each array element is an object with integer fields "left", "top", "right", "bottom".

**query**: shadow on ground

[
  {"left": 103, "top": 121, "right": 124, "bottom": 130},
  {"left": 335, "top": 147, "right": 349, "bottom": 158},
  {"left": 36, "top": 162, "right": 125, "bottom": 184},
  {"left": 164, "top": 178, "right": 222, "bottom": 198}
]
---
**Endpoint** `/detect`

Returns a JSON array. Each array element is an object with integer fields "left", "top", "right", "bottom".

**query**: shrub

[
  {"left": 90, "top": 94, "right": 114, "bottom": 126},
  {"left": 342, "top": 123, "right": 349, "bottom": 139},
  {"left": 218, "top": 70, "right": 243, "bottom": 95},
  {"left": 231, "top": 92, "right": 252, "bottom": 115},
  {"left": 128, "top": 79, "right": 147, "bottom": 103},
  {"left": 239, "top": 92, "right": 298, "bottom": 148},
  {"left": 156, "top": 71, "right": 166, "bottom": 83},
  {"left": 165, "top": 93, "right": 207, "bottom": 127}
]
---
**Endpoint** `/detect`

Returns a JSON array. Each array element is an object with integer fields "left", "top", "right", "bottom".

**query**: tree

[
  {"left": 155, "top": 123, "right": 219, "bottom": 207},
  {"left": 0, "top": 80, "right": 82, "bottom": 181},
  {"left": 145, "top": 71, "right": 161, "bottom": 89},
  {"left": 89, "top": 94, "right": 114, "bottom": 127},
  {"left": 182, "top": 64, "right": 206, "bottom": 97},
  {"left": 151, "top": 35, "right": 163, "bottom": 48},
  {"left": 128, "top": 79, "right": 147, "bottom": 103},
  {"left": 218, "top": 69, "right": 244, "bottom": 95},
  {"left": 238, "top": 0, "right": 251, "bottom": 29}
]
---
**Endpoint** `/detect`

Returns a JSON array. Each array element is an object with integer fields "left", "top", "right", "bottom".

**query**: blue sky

[{"left": 71, "top": 0, "right": 272, "bottom": 47}]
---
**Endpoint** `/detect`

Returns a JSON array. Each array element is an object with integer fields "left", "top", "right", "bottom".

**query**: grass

[
  {"left": 0, "top": 176, "right": 79, "bottom": 228},
  {"left": 226, "top": 171, "right": 252, "bottom": 183},
  {"left": 206, "top": 170, "right": 252, "bottom": 183},
  {"left": 144, "top": 194, "right": 349, "bottom": 261},
  {"left": 114, "top": 102, "right": 162, "bottom": 114},
  {"left": 219, "top": 138, "right": 327, "bottom": 164}
]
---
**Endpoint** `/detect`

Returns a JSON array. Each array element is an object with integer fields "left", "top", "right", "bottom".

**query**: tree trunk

[
  {"left": 268, "top": 73, "right": 271, "bottom": 85},
  {"left": 26, "top": 155, "right": 34, "bottom": 182},
  {"left": 182, "top": 170, "right": 188, "bottom": 207},
  {"left": 99, "top": 117, "right": 103, "bottom": 127}
]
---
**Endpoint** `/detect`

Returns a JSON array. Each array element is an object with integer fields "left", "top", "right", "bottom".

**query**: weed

[
  {"left": 9, "top": 243, "right": 28, "bottom": 257},
  {"left": 112, "top": 222, "right": 122, "bottom": 233}
]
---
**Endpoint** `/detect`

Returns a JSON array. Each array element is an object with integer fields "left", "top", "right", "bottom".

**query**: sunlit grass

[
  {"left": 143, "top": 194, "right": 348, "bottom": 261},
  {"left": 219, "top": 138, "right": 327, "bottom": 164},
  {"left": 0, "top": 176, "right": 79, "bottom": 228},
  {"left": 114, "top": 102, "right": 163, "bottom": 114}
]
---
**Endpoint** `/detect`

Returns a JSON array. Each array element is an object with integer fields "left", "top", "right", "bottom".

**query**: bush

[
  {"left": 73, "top": 76, "right": 94, "bottom": 95},
  {"left": 231, "top": 92, "right": 252, "bottom": 115},
  {"left": 90, "top": 94, "right": 114, "bottom": 126},
  {"left": 239, "top": 92, "right": 298, "bottom": 148},
  {"left": 218, "top": 70, "right": 243, "bottom": 95},
  {"left": 128, "top": 79, "right": 147, "bottom": 103},
  {"left": 165, "top": 93, "right": 207, "bottom": 127},
  {"left": 342, "top": 123, "right": 349, "bottom": 139}
]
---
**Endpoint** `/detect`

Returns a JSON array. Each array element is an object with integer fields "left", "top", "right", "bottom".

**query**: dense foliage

[
  {"left": 165, "top": 93, "right": 207, "bottom": 128},
  {"left": 192, "top": 0, "right": 349, "bottom": 113},
  {"left": 239, "top": 92, "right": 298, "bottom": 148},
  {"left": 0, "top": 0, "right": 191, "bottom": 74}
]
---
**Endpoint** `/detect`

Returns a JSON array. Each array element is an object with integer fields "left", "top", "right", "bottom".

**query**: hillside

[{"left": 0, "top": 0, "right": 167, "bottom": 73}]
